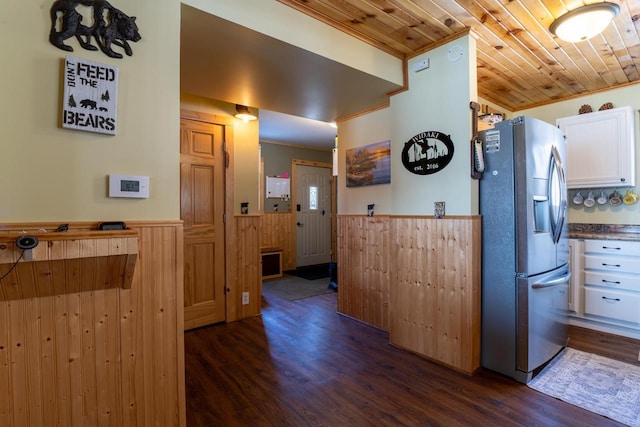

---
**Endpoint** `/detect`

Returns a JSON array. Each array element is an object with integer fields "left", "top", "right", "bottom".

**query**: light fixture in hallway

[{"left": 235, "top": 104, "right": 257, "bottom": 122}]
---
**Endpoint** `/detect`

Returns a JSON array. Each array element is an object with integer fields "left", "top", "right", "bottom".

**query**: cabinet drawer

[
  {"left": 584, "top": 254, "right": 640, "bottom": 274},
  {"left": 584, "top": 271, "right": 640, "bottom": 292},
  {"left": 584, "top": 288, "right": 640, "bottom": 324},
  {"left": 584, "top": 239, "right": 640, "bottom": 257}
]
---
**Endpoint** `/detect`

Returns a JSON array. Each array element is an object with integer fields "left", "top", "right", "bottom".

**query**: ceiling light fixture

[
  {"left": 549, "top": 2, "right": 620, "bottom": 43},
  {"left": 235, "top": 104, "right": 257, "bottom": 122}
]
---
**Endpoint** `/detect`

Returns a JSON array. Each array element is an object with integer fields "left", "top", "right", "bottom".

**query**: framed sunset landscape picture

[{"left": 346, "top": 140, "right": 391, "bottom": 187}]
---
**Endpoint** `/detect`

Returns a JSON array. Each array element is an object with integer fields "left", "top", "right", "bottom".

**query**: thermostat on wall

[{"left": 109, "top": 174, "right": 149, "bottom": 198}]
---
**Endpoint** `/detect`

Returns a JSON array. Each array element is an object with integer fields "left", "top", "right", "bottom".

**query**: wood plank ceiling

[{"left": 277, "top": 0, "right": 640, "bottom": 112}]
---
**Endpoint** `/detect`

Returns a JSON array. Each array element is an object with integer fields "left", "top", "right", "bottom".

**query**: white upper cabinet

[{"left": 557, "top": 106, "right": 635, "bottom": 189}]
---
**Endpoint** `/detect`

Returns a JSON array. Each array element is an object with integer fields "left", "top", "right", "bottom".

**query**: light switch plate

[{"left": 413, "top": 59, "right": 430, "bottom": 72}]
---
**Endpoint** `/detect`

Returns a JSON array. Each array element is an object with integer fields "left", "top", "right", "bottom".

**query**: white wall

[
  {"left": 338, "top": 36, "right": 478, "bottom": 216},
  {"left": 183, "top": 0, "right": 403, "bottom": 87},
  {"left": 2, "top": 1, "right": 400, "bottom": 223},
  {"left": 0, "top": 1, "right": 180, "bottom": 222},
  {"left": 516, "top": 85, "right": 640, "bottom": 225},
  {"left": 390, "top": 36, "right": 478, "bottom": 216},
  {"left": 337, "top": 108, "right": 392, "bottom": 214}
]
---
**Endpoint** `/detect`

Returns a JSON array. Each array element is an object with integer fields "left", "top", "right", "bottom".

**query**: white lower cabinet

[
  {"left": 577, "top": 239, "right": 640, "bottom": 333},
  {"left": 584, "top": 288, "right": 640, "bottom": 324}
]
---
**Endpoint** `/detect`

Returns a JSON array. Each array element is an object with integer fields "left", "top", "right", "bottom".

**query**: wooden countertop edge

[{"left": 0, "top": 229, "right": 139, "bottom": 243}]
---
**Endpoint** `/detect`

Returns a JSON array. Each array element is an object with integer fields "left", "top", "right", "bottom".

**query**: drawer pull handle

[
  {"left": 602, "top": 279, "right": 621, "bottom": 285},
  {"left": 602, "top": 263, "right": 621, "bottom": 268},
  {"left": 602, "top": 246, "right": 621, "bottom": 250},
  {"left": 602, "top": 296, "right": 621, "bottom": 302}
]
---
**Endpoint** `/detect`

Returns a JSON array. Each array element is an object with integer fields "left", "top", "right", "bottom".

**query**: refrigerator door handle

[
  {"left": 532, "top": 272, "right": 571, "bottom": 289},
  {"left": 547, "top": 145, "right": 566, "bottom": 244}
]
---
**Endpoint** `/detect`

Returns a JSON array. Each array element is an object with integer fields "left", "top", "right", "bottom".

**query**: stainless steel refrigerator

[{"left": 479, "top": 116, "right": 570, "bottom": 383}]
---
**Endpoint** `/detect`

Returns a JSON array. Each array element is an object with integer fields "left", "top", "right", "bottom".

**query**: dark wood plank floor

[
  {"left": 185, "top": 291, "right": 634, "bottom": 426},
  {"left": 568, "top": 324, "right": 640, "bottom": 367}
]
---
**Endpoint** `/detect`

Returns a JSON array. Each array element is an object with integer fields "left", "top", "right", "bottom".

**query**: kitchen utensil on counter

[
  {"left": 583, "top": 191, "right": 595, "bottom": 207},
  {"left": 609, "top": 190, "right": 622, "bottom": 206},
  {"left": 572, "top": 191, "right": 584, "bottom": 205},
  {"left": 623, "top": 189, "right": 639, "bottom": 205},
  {"left": 597, "top": 190, "right": 608, "bottom": 205}
]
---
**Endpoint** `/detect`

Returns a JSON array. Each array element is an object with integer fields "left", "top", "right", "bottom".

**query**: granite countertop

[{"left": 569, "top": 224, "right": 640, "bottom": 241}]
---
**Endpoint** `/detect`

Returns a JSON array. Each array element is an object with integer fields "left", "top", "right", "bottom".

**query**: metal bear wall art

[{"left": 49, "top": 0, "right": 141, "bottom": 59}]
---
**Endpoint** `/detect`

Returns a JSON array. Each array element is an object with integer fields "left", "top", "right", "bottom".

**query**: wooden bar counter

[{"left": 0, "top": 229, "right": 139, "bottom": 300}]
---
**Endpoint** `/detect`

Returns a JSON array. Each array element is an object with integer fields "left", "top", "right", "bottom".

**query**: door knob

[{"left": 296, "top": 222, "right": 304, "bottom": 227}]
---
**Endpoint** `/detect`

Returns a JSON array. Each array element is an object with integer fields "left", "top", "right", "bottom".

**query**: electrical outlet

[{"left": 242, "top": 292, "right": 249, "bottom": 305}]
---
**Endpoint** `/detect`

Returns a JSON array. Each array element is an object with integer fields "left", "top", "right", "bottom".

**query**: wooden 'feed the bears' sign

[{"left": 62, "top": 55, "right": 118, "bottom": 135}]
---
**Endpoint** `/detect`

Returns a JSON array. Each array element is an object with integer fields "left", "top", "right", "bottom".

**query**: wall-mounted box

[
  {"left": 109, "top": 174, "right": 150, "bottom": 198},
  {"left": 266, "top": 176, "right": 290, "bottom": 199}
]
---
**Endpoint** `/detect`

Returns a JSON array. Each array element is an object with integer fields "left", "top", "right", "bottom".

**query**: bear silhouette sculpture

[{"left": 49, "top": 0, "right": 141, "bottom": 58}]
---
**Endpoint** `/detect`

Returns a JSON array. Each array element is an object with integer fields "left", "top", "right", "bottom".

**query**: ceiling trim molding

[
  {"left": 335, "top": 101, "right": 391, "bottom": 123},
  {"left": 407, "top": 28, "right": 472, "bottom": 60},
  {"left": 513, "top": 80, "right": 640, "bottom": 113},
  {"left": 275, "top": 0, "right": 406, "bottom": 59},
  {"left": 180, "top": 109, "right": 235, "bottom": 126},
  {"left": 260, "top": 139, "right": 333, "bottom": 152}
]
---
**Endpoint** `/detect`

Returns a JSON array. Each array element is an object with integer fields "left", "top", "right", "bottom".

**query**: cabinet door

[
  {"left": 557, "top": 106, "right": 635, "bottom": 189},
  {"left": 584, "top": 254, "right": 640, "bottom": 274},
  {"left": 584, "top": 239, "right": 640, "bottom": 257},
  {"left": 568, "top": 239, "right": 584, "bottom": 314},
  {"left": 584, "top": 288, "right": 640, "bottom": 324}
]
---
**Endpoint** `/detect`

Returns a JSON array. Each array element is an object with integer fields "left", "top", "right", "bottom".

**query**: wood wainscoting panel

[
  {"left": 260, "top": 212, "right": 295, "bottom": 271},
  {"left": 230, "top": 215, "right": 261, "bottom": 321},
  {"left": 337, "top": 215, "right": 391, "bottom": 331},
  {"left": 0, "top": 221, "right": 185, "bottom": 426},
  {"left": 389, "top": 216, "right": 481, "bottom": 375}
]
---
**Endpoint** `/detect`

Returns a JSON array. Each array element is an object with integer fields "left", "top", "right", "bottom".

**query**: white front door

[{"left": 295, "top": 164, "right": 332, "bottom": 267}]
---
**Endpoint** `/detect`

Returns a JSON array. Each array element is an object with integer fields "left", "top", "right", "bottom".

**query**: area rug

[
  {"left": 262, "top": 275, "right": 334, "bottom": 301},
  {"left": 283, "top": 263, "right": 330, "bottom": 281},
  {"left": 528, "top": 347, "right": 640, "bottom": 426}
]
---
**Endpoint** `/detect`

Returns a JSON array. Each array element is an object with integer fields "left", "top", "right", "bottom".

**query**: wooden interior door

[{"left": 181, "top": 118, "right": 226, "bottom": 330}]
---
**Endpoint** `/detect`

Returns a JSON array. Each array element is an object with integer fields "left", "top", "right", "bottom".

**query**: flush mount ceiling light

[
  {"left": 550, "top": 2, "right": 620, "bottom": 43},
  {"left": 235, "top": 104, "right": 257, "bottom": 122}
]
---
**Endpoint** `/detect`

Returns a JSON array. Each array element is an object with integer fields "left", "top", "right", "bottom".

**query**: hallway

[{"left": 184, "top": 291, "right": 624, "bottom": 426}]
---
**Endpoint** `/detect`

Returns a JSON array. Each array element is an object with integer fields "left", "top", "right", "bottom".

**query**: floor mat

[
  {"left": 262, "top": 275, "right": 334, "bottom": 301},
  {"left": 528, "top": 347, "right": 640, "bottom": 426},
  {"left": 284, "top": 263, "right": 330, "bottom": 281}
]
